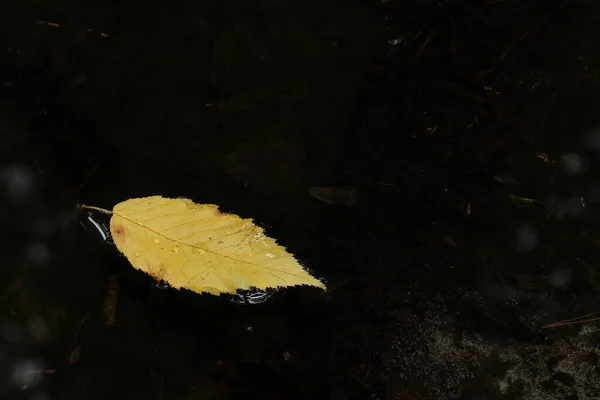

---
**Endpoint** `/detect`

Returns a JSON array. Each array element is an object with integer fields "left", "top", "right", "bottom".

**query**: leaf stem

[{"left": 81, "top": 204, "right": 113, "bottom": 214}]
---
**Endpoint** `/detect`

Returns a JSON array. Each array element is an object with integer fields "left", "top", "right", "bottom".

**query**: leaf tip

[{"left": 313, "top": 279, "right": 328, "bottom": 291}]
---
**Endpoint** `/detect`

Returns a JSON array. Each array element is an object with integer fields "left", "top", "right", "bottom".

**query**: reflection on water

[
  {"left": 230, "top": 288, "right": 277, "bottom": 305},
  {"left": 79, "top": 211, "right": 111, "bottom": 243},
  {"left": 153, "top": 273, "right": 277, "bottom": 305}
]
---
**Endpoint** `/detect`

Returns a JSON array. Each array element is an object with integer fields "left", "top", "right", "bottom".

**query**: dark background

[{"left": 2, "top": 0, "right": 600, "bottom": 399}]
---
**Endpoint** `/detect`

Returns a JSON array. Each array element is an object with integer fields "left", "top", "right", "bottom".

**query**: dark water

[{"left": 2, "top": 0, "right": 600, "bottom": 399}]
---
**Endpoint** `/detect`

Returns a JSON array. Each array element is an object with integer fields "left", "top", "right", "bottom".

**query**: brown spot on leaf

[{"left": 149, "top": 262, "right": 167, "bottom": 281}]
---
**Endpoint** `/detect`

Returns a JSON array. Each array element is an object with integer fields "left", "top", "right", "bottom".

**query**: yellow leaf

[{"left": 83, "top": 196, "right": 325, "bottom": 295}]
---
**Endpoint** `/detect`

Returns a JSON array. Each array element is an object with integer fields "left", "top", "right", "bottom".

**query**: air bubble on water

[
  {"left": 11, "top": 359, "right": 44, "bottom": 387},
  {"left": 0, "top": 164, "right": 37, "bottom": 201},
  {"left": 27, "top": 242, "right": 50, "bottom": 266},
  {"left": 560, "top": 153, "right": 588, "bottom": 176},
  {"left": 548, "top": 268, "right": 572, "bottom": 288},
  {"left": 515, "top": 225, "right": 538, "bottom": 252},
  {"left": 388, "top": 37, "right": 405, "bottom": 46},
  {"left": 28, "top": 316, "right": 48, "bottom": 343}
]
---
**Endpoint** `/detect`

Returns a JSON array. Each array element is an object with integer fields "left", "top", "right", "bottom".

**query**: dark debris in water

[{"left": 2, "top": 0, "right": 600, "bottom": 399}]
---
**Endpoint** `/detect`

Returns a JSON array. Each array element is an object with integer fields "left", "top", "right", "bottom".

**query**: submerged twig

[
  {"left": 541, "top": 311, "right": 600, "bottom": 329},
  {"left": 414, "top": 28, "right": 436, "bottom": 63},
  {"left": 104, "top": 274, "right": 120, "bottom": 326},
  {"left": 488, "top": 0, "right": 572, "bottom": 75}
]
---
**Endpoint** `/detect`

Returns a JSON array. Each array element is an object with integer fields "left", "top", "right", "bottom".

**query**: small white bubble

[
  {"left": 388, "top": 37, "right": 405, "bottom": 46},
  {"left": 12, "top": 359, "right": 44, "bottom": 386},
  {"left": 515, "top": 225, "right": 538, "bottom": 252},
  {"left": 27, "top": 242, "right": 50, "bottom": 266},
  {"left": 549, "top": 268, "right": 572, "bottom": 288},
  {"left": 560, "top": 153, "right": 588, "bottom": 176},
  {"left": 0, "top": 165, "right": 36, "bottom": 200}
]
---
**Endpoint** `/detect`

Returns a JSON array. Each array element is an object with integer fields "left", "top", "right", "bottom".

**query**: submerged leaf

[
  {"left": 509, "top": 194, "right": 540, "bottom": 207},
  {"left": 94, "top": 196, "right": 325, "bottom": 295},
  {"left": 308, "top": 186, "right": 357, "bottom": 207}
]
